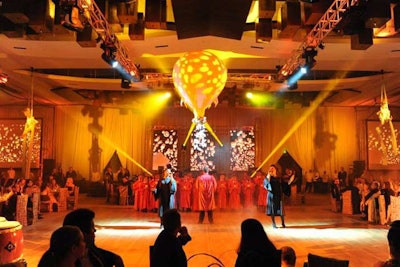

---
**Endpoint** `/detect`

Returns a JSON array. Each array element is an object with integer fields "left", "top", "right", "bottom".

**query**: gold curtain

[
  {"left": 53, "top": 105, "right": 357, "bottom": 179},
  {"left": 254, "top": 107, "right": 357, "bottom": 175},
  {"left": 55, "top": 106, "right": 148, "bottom": 180}
]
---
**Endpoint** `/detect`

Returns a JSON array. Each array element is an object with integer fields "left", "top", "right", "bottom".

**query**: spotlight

[
  {"left": 0, "top": 73, "right": 8, "bottom": 84},
  {"left": 302, "top": 47, "right": 318, "bottom": 70},
  {"left": 288, "top": 82, "right": 298, "bottom": 90},
  {"left": 246, "top": 92, "right": 254, "bottom": 99},
  {"left": 101, "top": 52, "right": 117, "bottom": 67},
  {"left": 121, "top": 78, "right": 131, "bottom": 89},
  {"left": 318, "top": 42, "right": 325, "bottom": 50}
]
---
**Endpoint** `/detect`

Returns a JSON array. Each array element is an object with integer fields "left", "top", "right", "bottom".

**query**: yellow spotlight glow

[
  {"left": 164, "top": 92, "right": 172, "bottom": 99},
  {"left": 246, "top": 91, "right": 276, "bottom": 107},
  {"left": 251, "top": 73, "right": 347, "bottom": 177},
  {"left": 140, "top": 91, "right": 172, "bottom": 118}
]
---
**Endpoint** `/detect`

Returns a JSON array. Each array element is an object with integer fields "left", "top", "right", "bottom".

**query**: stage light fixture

[
  {"left": 302, "top": 47, "right": 318, "bottom": 70},
  {"left": 121, "top": 78, "right": 131, "bottom": 89},
  {"left": 288, "top": 82, "right": 298, "bottom": 90},
  {"left": 0, "top": 73, "right": 8, "bottom": 84}
]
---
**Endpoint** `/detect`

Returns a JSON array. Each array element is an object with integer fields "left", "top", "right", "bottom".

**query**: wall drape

[
  {"left": 50, "top": 105, "right": 358, "bottom": 179},
  {"left": 55, "top": 106, "right": 148, "bottom": 180}
]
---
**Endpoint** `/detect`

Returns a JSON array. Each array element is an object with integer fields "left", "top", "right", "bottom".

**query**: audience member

[
  {"left": 281, "top": 246, "right": 296, "bottom": 267},
  {"left": 65, "top": 177, "right": 76, "bottom": 196},
  {"left": 151, "top": 209, "right": 192, "bottom": 267},
  {"left": 38, "top": 225, "right": 86, "bottom": 267},
  {"left": 63, "top": 208, "right": 125, "bottom": 267},
  {"left": 235, "top": 218, "right": 280, "bottom": 267},
  {"left": 196, "top": 165, "right": 217, "bottom": 224},
  {"left": 40, "top": 181, "right": 59, "bottom": 212},
  {"left": 66, "top": 166, "right": 78, "bottom": 180},
  {"left": 374, "top": 220, "right": 400, "bottom": 267}
]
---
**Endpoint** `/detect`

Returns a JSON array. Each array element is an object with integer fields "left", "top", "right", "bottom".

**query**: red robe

[
  {"left": 132, "top": 179, "right": 142, "bottom": 211},
  {"left": 242, "top": 179, "right": 255, "bottom": 209},
  {"left": 228, "top": 179, "right": 242, "bottom": 210},
  {"left": 196, "top": 173, "right": 217, "bottom": 211},
  {"left": 148, "top": 178, "right": 158, "bottom": 211},
  {"left": 179, "top": 178, "right": 192, "bottom": 209},
  {"left": 255, "top": 176, "right": 267, "bottom": 207},
  {"left": 217, "top": 180, "right": 228, "bottom": 209},
  {"left": 139, "top": 180, "right": 150, "bottom": 211}
]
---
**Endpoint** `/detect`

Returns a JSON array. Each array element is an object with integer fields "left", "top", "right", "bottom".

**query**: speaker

[
  {"left": 76, "top": 25, "right": 98, "bottom": 47},
  {"left": 145, "top": 0, "right": 167, "bottom": 29},
  {"left": 279, "top": 1, "right": 302, "bottom": 39},
  {"left": 170, "top": 0, "right": 209, "bottom": 39},
  {"left": 353, "top": 160, "right": 365, "bottom": 178},
  {"left": 351, "top": 27, "right": 373, "bottom": 50},
  {"left": 43, "top": 159, "right": 56, "bottom": 179},
  {"left": 259, "top": 0, "right": 276, "bottom": 19},
  {"left": 364, "top": 0, "right": 391, "bottom": 29},
  {"left": 171, "top": 0, "right": 252, "bottom": 40},
  {"left": 256, "top": 18, "right": 273, "bottom": 43},
  {"left": 394, "top": 3, "right": 400, "bottom": 32},
  {"left": 129, "top": 13, "right": 145, "bottom": 40}
]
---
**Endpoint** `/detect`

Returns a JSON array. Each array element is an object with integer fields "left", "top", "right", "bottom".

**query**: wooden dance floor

[{"left": 22, "top": 193, "right": 389, "bottom": 267}]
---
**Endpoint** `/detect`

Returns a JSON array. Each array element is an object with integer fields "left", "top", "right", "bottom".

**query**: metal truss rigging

[
  {"left": 277, "top": 0, "right": 360, "bottom": 82},
  {"left": 77, "top": 0, "right": 141, "bottom": 82}
]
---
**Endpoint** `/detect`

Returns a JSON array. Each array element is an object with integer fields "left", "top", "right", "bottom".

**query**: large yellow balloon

[{"left": 172, "top": 50, "right": 227, "bottom": 118}]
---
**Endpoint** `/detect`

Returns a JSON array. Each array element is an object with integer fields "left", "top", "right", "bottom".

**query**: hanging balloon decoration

[
  {"left": 173, "top": 50, "right": 227, "bottom": 147},
  {"left": 376, "top": 74, "right": 398, "bottom": 160}
]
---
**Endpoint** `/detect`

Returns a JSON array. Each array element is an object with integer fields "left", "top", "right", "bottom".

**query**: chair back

[
  {"left": 307, "top": 253, "right": 349, "bottom": 267},
  {"left": 67, "top": 186, "right": 79, "bottom": 210},
  {"left": 16, "top": 195, "right": 28, "bottom": 227}
]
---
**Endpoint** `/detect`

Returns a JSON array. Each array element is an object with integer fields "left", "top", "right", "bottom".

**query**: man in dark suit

[{"left": 63, "top": 208, "right": 125, "bottom": 267}]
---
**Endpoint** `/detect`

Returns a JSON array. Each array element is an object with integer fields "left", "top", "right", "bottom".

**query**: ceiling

[{"left": 0, "top": 0, "right": 400, "bottom": 109}]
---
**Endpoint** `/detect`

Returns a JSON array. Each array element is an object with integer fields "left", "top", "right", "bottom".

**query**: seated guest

[
  {"left": 361, "top": 181, "right": 381, "bottom": 221},
  {"left": 330, "top": 178, "right": 342, "bottom": 212},
  {"left": 40, "top": 181, "right": 59, "bottom": 212},
  {"left": 281, "top": 246, "right": 296, "bottom": 267},
  {"left": 235, "top": 218, "right": 280, "bottom": 267},
  {"left": 65, "top": 177, "right": 76, "bottom": 196},
  {"left": 374, "top": 220, "right": 400, "bottom": 267},
  {"left": 1, "top": 183, "right": 19, "bottom": 220},
  {"left": 63, "top": 208, "right": 125, "bottom": 267},
  {"left": 152, "top": 209, "right": 192, "bottom": 267},
  {"left": 38, "top": 225, "right": 86, "bottom": 267},
  {"left": 49, "top": 178, "right": 61, "bottom": 198}
]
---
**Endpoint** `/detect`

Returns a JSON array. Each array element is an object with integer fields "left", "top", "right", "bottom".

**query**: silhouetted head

[
  {"left": 161, "top": 209, "right": 181, "bottom": 234},
  {"left": 388, "top": 220, "right": 400, "bottom": 259}
]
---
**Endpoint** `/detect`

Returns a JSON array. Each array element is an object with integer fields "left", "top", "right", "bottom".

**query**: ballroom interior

[{"left": 0, "top": 0, "right": 400, "bottom": 266}]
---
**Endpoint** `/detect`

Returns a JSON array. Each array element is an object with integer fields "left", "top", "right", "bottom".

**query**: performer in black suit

[{"left": 264, "top": 164, "right": 290, "bottom": 228}]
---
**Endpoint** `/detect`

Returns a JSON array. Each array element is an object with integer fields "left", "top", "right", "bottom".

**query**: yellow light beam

[
  {"left": 182, "top": 121, "right": 196, "bottom": 147},
  {"left": 99, "top": 133, "right": 153, "bottom": 176},
  {"left": 251, "top": 90, "right": 331, "bottom": 177},
  {"left": 204, "top": 122, "right": 223, "bottom": 147}
]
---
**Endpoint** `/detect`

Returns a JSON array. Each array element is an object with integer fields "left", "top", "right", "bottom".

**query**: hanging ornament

[
  {"left": 173, "top": 50, "right": 227, "bottom": 147},
  {"left": 376, "top": 71, "right": 398, "bottom": 159}
]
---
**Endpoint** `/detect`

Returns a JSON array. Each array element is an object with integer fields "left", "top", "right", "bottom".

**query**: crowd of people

[
  {"left": 2, "top": 163, "right": 400, "bottom": 266},
  {"left": 39, "top": 206, "right": 400, "bottom": 267},
  {"left": 0, "top": 166, "right": 78, "bottom": 221},
  {"left": 106, "top": 165, "right": 299, "bottom": 217}
]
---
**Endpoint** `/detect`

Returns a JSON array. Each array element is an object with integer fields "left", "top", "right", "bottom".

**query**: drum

[{"left": 0, "top": 221, "right": 23, "bottom": 264}]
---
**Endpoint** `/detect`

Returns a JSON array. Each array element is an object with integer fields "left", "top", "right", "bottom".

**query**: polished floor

[{"left": 20, "top": 193, "right": 390, "bottom": 267}]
